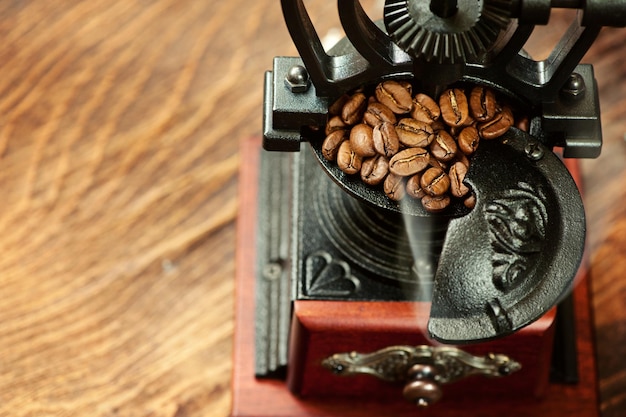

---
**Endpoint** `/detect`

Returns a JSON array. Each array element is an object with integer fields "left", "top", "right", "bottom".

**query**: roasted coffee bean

[
  {"left": 422, "top": 194, "right": 450, "bottom": 213},
  {"left": 458, "top": 126, "right": 480, "bottom": 155},
  {"left": 396, "top": 118, "right": 434, "bottom": 147},
  {"left": 389, "top": 147, "right": 430, "bottom": 176},
  {"left": 406, "top": 174, "right": 426, "bottom": 199},
  {"left": 325, "top": 82, "right": 522, "bottom": 209},
  {"left": 337, "top": 140, "right": 362, "bottom": 174},
  {"left": 411, "top": 93, "right": 440, "bottom": 124},
  {"left": 440, "top": 88, "right": 470, "bottom": 127},
  {"left": 429, "top": 130, "right": 457, "bottom": 162},
  {"left": 478, "top": 106, "right": 514, "bottom": 139},
  {"left": 449, "top": 162, "right": 470, "bottom": 198},
  {"left": 384, "top": 172, "right": 406, "bottom": 201},
  {"left": 375, "top": 81, "right": 412, "bottom": 114},
  {"left": 361, "top": 155, "right": 389, "bottom": 186},
  {"left": 342, "top": 92, "right": 368, "bottom": 125},
  {"left": 325, "top": 115, "right": 347, "bottom": 136},
  {"left": 363, "top": 102, "right": 397, "bottom": 127},
  {"left": 350, "top": 124, "right": 376, "bottom": 157},
  {"left": 470, "top": 86, "right": 497, "bottom": 122},
  {"left": 420, "top": 167, "right": 450, "bottom": 196},
  {"left": 329, "top": 94, "right": 350, "bottom": 116},
  {"left": 464, "top": 193, "right": 476, "bottom": 209},
  {"left": 322, "top": 129, "right": 347, "bottom": 161},
  {"left": 373, "top": 122, "right": 400, "bottom": 157}
]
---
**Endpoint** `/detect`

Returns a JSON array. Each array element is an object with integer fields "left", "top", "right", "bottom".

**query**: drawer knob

[
  {"left": 403, "top": 364, "right": 443, "bottom": 406},
  {"left": 323, "top": 345, "right": 521, "bottom": 407}
]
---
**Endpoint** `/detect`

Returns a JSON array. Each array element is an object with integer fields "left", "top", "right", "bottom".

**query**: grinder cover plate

[{"left": 428, "top": 128, "right": 585, "bottom": 343}]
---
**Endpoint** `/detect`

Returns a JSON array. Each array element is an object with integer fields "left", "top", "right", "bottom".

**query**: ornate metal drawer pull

[{"left": 322, "top": 345, "right": 521, "bottom": 407}]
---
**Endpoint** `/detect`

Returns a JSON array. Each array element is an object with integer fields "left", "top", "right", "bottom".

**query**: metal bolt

[
  {"left": 499, "top": 364, "right": 512, "bottom": 376},
  {"left": 561, "top": 72, "right": 586, "bottom": 100},
  {"left": 332, "top": 364, "right": 345, "bottom": 374},
  {"left": 263, "top": 263, "right": 282, "bottom": 281},
  {"left": 524, "top": 141, "right": 544, "bottom": 161},
  {"left": 284, "top": 65, "right": 310, "bottom": 93}
]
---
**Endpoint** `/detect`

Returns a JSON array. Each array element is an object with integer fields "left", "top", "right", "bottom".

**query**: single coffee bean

[
  {"left": 457, "top": 126, "right": 480, "bottom": 155},
  {"left": 396, "top": 118, "right": 434, "bottom": 147},
  {"left": 363, "top": 102, "right": 397, "bottom": 127},
  {"left": 342, "top": 92, "right": 368, "bottom": 125},
  {"left": 384, "top": 172, "right": 406, "bottom": 201},
  {"left": 325, "top": 115, "right": 347, "bottom": 136},
  {"left": 322, "top": 129, "right": 347, "bottom": 161},
  {"left": 470, "top": 86, "right": 497, "bottom": 122},
  {"left": 389, "top": 147, "right": 430, "bottom": 176},
  {"left": 429, "top": 130, "right": 457, "bottom": 162},
  {"left": 337, "top": 140, "right": 362, "bottom": 174},
  {"left": 406, "top": 174, "right": 426, "bottom": 199},
  {"left": 361, "top": 155, "right": 389, "bottom": 186},
  {"left": 375, "top": 81, "right": 412, "bottom": 114},
  {"left": 373, "top": 121, "right": 400, "bottom": 157},
  {"left": 464, "top": 193, "right": 476, "bottom": 209},
  {"left": 478, "top": 106, "right": 514, "bottom": 139},
  {"left": 440, "top": 88, "right": 470, "bottom": 127},
  {"left": 411, "top": 93, "right": 441, "bottom": 124},
  {"left": 420, "top": 167, "right": 450, "bottom": 196},
  {"left": 449, "top": 162, "right": 470, "bottom": 198},
  {"left": 329, "top": 94, "right": 350, "bottom": 116},
  {"left": 422, "top": 194, "right": 450, "bottom": 213},
  {"left": 350, "top": 123, "right": 376, "bottom": 157}
]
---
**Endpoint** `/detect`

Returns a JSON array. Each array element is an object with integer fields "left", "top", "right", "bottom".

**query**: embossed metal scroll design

[
  {"left": 304, "top": 250, "right": 360, "bottom": 297},
  {"left": 485, "top": 182, "right": 548, "bottom": 292},
  {"left": 322, "top": 345, "right": 521, "bottom": 384}
]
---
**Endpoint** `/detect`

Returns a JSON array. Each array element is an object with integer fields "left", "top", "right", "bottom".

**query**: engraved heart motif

[{"left": 305, "top": 251, "right": 360, "bottom": 297}]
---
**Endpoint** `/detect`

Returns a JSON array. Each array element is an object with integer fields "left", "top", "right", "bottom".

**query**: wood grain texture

[{"left": 0, "top": 2, "right": 623, "bottom": 417}]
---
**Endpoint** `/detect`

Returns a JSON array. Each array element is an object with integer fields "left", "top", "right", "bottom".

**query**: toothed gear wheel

[{"left": 384, "top": 0, "right": 512, "bottom": 64}]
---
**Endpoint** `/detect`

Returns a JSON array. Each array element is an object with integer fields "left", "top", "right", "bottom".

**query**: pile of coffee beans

[{"left": 321, "top": 80, "right": 517, "bottom": 213}]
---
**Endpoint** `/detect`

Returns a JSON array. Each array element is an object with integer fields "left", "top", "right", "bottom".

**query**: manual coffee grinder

[{"left": 233, "top": 1, "right": 625, "bottom": 416}]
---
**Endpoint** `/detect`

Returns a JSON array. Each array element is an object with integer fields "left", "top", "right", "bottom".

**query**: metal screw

[
  {"left": 263, "top": 263, "right": 282, "bottom": 281},
  {"left": 561, "top": 72, "right": 586, "bottom": 100},
  {"left": 284, "top": 65, "right": 310, "bottom": 93},
  {"left": 524, "top": 141, "right": 544, "bottom": 161}
]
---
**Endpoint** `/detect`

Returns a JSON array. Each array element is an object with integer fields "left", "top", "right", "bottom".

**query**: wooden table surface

[{"left": 0, "top": 2, "right": 623, "bottom": 416}]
